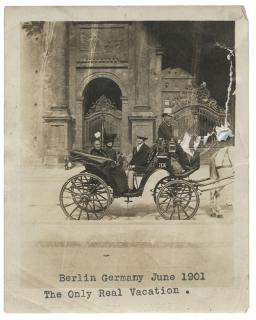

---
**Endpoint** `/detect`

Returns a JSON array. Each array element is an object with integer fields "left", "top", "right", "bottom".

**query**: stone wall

[
  {"left": 21, "top": 24, "right": 45, "bottom": 165},
  {"left": 20, "top": 21, "right": 231, "bottom": 165}
]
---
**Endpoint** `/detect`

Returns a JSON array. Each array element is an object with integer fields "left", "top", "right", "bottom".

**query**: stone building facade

[{"left": 21, "top": 21, "right": 233, "bottom": 165}]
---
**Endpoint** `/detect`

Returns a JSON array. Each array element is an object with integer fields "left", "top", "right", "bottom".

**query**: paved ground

[
  {"left": 14, "top": 165, "right": 234, "bottom": 294},
  {"left": 19, "top": 164, "right": 233, "bottom": 223}
]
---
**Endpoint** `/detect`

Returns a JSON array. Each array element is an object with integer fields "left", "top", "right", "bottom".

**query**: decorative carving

[
  {"left": 87, "top": 95, "right": 117, "bottom": 114},
  {"left": 78, "top": 25, "right": 128, "bottom": 63}
]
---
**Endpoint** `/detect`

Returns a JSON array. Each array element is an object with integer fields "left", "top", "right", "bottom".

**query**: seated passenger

[
  {"left": 103, "top": 133, "right": 117, "bottom": 162},
  {"left": 127, "top": 135, "right": 150, "bottom": 190},
  {"left": 90, "top": 139, "right": 108, "bottom": 158},
  {"left": 90, "top": 133, "right": 129, "bottom": 196}
]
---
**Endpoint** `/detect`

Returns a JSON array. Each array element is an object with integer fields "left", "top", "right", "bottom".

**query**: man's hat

[
  {"left": 103, "top": 132, "right": 117, "bottom": 144},
  {"left": 137, "top": 135, "right": 148, "bottom": 141},
  {"left": 162, "top": 107, "right": 174, "bottom": 117}
]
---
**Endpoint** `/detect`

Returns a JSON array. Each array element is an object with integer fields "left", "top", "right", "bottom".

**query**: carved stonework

[
  {"left": 87, "top": 95, "right": 117, "bottom": 114},
  {"left": 78, "top": 24, "right": 128, "bottom": 63}
]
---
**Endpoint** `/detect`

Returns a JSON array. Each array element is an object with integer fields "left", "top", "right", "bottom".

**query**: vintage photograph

[
  {"left": 21, "top": 20, "right": 235, "bottom": 221},
  {"left": 5, "top": 6, "right": 248, "bottom": 312}
]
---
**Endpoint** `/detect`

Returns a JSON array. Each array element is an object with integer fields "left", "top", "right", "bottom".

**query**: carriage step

[{"left": 124, "top": 197, "right": 133, "bottom": 205}]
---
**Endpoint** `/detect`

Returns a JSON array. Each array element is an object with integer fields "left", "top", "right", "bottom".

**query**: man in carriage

[
  {"left": 158, "top": 107, "right": 175, "bottom": 140},
  {"left": 157, "top": 107, "right": 201, "bottom": 172},
  {"left": 127, "top": 135, "right": 151, "bottom": 190}
]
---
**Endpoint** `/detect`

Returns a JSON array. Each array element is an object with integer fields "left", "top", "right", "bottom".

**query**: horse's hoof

[{"left": 217, "top": 214, "right": 223, "bottom": 218}]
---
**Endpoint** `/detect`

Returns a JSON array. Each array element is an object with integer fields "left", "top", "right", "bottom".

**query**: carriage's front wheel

[
  {"left": 153, "top": 176, "right": 173, "bottom": 203},
  {"left": 156, "top": 180, "right": 200, "bottom": 220},
  {"left": 59, "top": 173, "right": 112, "bottom": 220}
]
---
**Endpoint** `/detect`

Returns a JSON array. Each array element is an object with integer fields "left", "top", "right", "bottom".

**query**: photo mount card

[{"left": 4, "top": 6, "right": 249, "bottom": 312}]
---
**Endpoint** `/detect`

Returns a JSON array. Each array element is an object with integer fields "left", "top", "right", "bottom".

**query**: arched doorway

[{"left": 83, "top": 77, "right": 122, "bottom": 151}]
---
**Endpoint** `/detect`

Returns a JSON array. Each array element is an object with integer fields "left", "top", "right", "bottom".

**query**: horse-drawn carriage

[{"left": 59, "top": 138, "right": 234, "bottom": 221}]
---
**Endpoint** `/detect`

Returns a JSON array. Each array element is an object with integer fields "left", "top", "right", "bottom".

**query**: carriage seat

[{"left": 69, "top": 150, "right": 114, "bottom": 166}]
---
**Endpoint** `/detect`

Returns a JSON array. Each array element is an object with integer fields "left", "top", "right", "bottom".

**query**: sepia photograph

[
  {"left": 21, "top": 20, "right": 235, "bottom": 222},
  {"left": 4, "top": 6, "right": 248, "bottom": 313}
]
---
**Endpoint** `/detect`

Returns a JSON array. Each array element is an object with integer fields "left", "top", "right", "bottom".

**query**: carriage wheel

[
  {"left": 156, "top": 180, "right": 200, "bottom": 220},
  {"left": 59, "top": 173, "right": 112, "bottom": 220},
  {"left": 153, "top": 176, "right": 173, "bottom": 203}
]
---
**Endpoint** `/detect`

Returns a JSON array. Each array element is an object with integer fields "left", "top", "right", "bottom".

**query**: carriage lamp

[
  {"left": 168, "top": 139, "right": 176, "bottom": 153},
  {"left": 64, "top": 156, "right": 73, "bottom": 170}
]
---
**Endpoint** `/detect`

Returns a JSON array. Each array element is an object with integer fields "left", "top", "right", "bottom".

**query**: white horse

[{"left": 179, "top": 130, "right": 234, "bottom": 218}]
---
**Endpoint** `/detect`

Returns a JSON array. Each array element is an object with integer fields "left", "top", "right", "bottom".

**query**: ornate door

[
  {"left": 84, "top": 95, "right": 122, "bottom": 152},
  {"left": 161, "top": 68, "right": 228, "bottom": 139}
]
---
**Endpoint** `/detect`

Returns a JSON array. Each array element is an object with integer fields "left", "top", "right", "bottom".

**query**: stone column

[
  {"left": 155, "top": 47, "right": 164, "bottom": 128},
  {"left": 73, "top": 97, "right": 84, "bottom": 149},
  {"left": 120, "top": 96, "right": 130, "bottom": 155},
  {"left": 43, "top": 22, "right": 72, "bottom": 165},
  {"left": 155, "top": 47, "right": 163, "bottom": 74},
  {"left": 134, "top": 22, "right": 149, "bottom": 107}
]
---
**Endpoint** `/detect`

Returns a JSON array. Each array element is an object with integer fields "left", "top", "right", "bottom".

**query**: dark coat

[
  {"left": 158, "top": 121, "right": 173, "bottom": 140},
  {"left": 103, "top": 147, "right": 117, "bottom": 162},
  {"left": 90, "top": 148, "right": 108, "bottom": 158},
  {"left": 129, "top": 143, "right": 150, "bottom": 172},
  {"left": 90, "top": 147, "right": 128, "bottom": 195}
]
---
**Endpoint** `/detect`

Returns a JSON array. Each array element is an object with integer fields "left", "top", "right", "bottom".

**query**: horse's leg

[
  {"left": 215, "top": 189, "right": 222, "bottom": 218},
  {"left": 216, "top": 186, "right": 225, "bottom": 218},
  {"left": 210, "top": 189, "right": 217, "bottom": 217}
]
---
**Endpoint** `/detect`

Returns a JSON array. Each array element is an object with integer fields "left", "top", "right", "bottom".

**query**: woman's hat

[
  {"left": 103, "top": 132, "right": 117, "bottom": 144},
  {"left": 91, "top": 131, "right": 101, "bottom": 144}
]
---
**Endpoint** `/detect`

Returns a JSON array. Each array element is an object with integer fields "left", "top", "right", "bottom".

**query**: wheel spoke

[
  {"left": 177, "top": 206, "right": 181, "bottom": 220},
  {"left": 64, "top": 187, "right": 83, "bottom": 196},
  {"left": 178, "top": 203, "right": 190, "bottom": 218},
  {"left": 78, "top": 207, "right": 83, "bottom": 220},
  {"left": 95, "top": 193, "right": 108, "bottom": 201},
  {"left": 169, "top": 206, "right": 176, "bottom": 220},
  {"left": 64, "top": 201, "right": 76, "bottom": 208},
  {"left": 69, "top": 199, "right": 83, "bottom": 216}
]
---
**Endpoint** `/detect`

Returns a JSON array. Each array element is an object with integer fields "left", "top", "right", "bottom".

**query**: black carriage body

[
  {"left": 69, "top": 150, "right": 117, "bottom": 188},
  {"left": 60, "top": 149, "right": 202, "bottom": 220},
  {"left": 68, "top": 149, "right": 200, "bottom": 195}
]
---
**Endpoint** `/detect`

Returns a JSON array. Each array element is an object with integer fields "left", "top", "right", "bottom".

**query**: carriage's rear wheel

[
  {"left": 60, "top": 173, "right": 112, "bottom": 220},
  {"left": 156, "top": 180, "right": 200, "bottom": 220}
]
